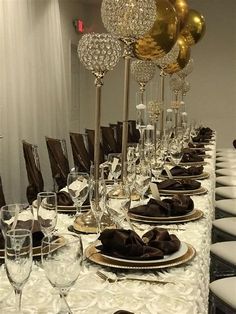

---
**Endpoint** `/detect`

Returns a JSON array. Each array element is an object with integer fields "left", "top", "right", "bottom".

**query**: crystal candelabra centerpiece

[
  {"left": 147, "top": 101, "right": 162, "bottom": 124},
  {"left": 101, "top": 0, "right": 156, "bottom": 180},
  {"left": 182, "top": 80, "right": 191, "bottom": 96},
  {"left": 77, "top": 33, "right": 121, "bottom": 233},
  {"left": 177, "top": 58, "right": 194, "bottom": 79},
  {"left": 131, "top": 60, "right": 156, "bottom": 91},
  {"left": 156, "top": 43, "right": 180, "bottom": 70}
]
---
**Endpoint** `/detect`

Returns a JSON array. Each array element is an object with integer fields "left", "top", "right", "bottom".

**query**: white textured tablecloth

[{"left": 0, "top": 143, "right": 216, "bottom": 314}]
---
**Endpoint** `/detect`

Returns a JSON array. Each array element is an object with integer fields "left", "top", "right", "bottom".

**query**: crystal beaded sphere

[
  {"left": 101, "top": 0, "right": 156, "bottom": 39},
  {"left": 156, "top": 43, "right": 180, "bottom": 69},
  {"left": 77, "top": 33, "right": 121, "bottom": 73},
  {"left": 178, "top": 58, "right": 194, "bottom": 78},
  {"left": 131, "top": 60, "right": 156, "bottom": 84},
  {"left": 169, "top": 74, "right": 184, "bottom": 92},
  {"left": 182, "top": 80, "right": 191, "bottom": 95}
]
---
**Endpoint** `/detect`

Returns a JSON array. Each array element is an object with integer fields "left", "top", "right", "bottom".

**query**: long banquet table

[{"left": 0, "top": 142, "right": 216, "bottom": 314}]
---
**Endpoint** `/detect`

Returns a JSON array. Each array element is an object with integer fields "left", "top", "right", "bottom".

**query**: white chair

[
  {"left": 216, "top": 162, "right": 236, "bottom": 169},
  {"left": 215, "top": 187, "right": 236, "bottom": 200},
  {"left": 216, "top": 176, "right": 236, "bottom": 187},
  {"left": 212, "top": 217, "right": 236, "bottom": 242},
  {"left": 216, "top": 169, "right": 236, "bottom": 177},
  {"left": 216, "top": 157, "right": 236, "bottom": 162},
  {"left": 209, "top": 277, "right": 236, "bottom": 314},
  {"left": 215, "top": 199, "right": 236, "bottom": 218}
]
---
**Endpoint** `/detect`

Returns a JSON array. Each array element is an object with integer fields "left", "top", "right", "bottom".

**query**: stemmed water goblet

[
  {"left": 151, "top": 156, "right": 165, "bottom": 181},
  {"left": 41, "top": 233, "right": 83, "bottom": 314},
  {"left": 5, "top": 229, "right": 32, "bottom": 313},
  {"left": 67, "top": 171, "right": 90, "bottom": 217},
  {"left": 0, "top": 204, "right": 34, "bottom": 238},
  {"left": 169, "top": 139, "right": 184, "bottom": 166},
  {"left": 37, "top": 192, "right": 57, "bottom": 237}
]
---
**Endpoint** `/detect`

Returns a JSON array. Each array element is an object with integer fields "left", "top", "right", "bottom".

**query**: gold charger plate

[
  {"left": 128, "top": 209, "right": 203, "bottom": 224},
  {"left": 178, "top": 161, "right": 207, "bottom": 166},
  {"left": 32, "top": 200, "right": 90, "bottom": 214},
  {"left": 160, "top": 172, "right": 210, "bottom": 181},
  {"left": 85, "top": 242, "right": 196, "bottom": 270},
  {"left": 159, "top": 186, "right": 208, "bottom": 196}
]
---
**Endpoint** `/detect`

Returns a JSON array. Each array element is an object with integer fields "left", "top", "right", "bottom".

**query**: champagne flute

[
  {"left": 41, "top": 233, "right": 83, "bottom": 314},
  {"left": 169, "top": 139, "right": 183, "bottom": 166},
  {"left": 67, "top": 171, "right": 90, "bottom": 217},
  {"left": 5, "top": 229, "right": 32, "bottom": 313},
  {"left": 0, "top": 204, "right": 34, "bottom": 238},
  {"left": 151, "top": 157, "right": 165, "bottom": 181},
  {"left": 135, "top": 163, "right": 151, "bottom": 201},
  {"left": 107, "top": 153, "right": 121, "bottom": 185},
  {"left": 37, "top": 192, "right": 57, "bottom": 237}
]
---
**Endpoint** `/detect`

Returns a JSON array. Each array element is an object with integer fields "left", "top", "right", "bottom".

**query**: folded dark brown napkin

[
  {"left": 162, "top": 165, "right": 203, "bottom": 177},
  {"left": 183, "top": 147, "right": 205, "bottom": 156},
  {"left": 113, "top": 311, "right": 134, "bottom": 314},
  {"left": 142, "top": 228, "right": 181, "bottom": 254},
  {"left": 98, "top": 228, "right": 181, "bottom": 260},
  {"left": 157, "top": 179, "right": 201, "bottom": 191},
  {"left": 0, "top": 220, "right": 44, "bottom": 248},
  {"left": 57, "top": 191, "right": 90, "bottom": 206},
  {"left": 129, "top": 194, "right": 194, "bottom": 217},
  {"left": 98, "top": 229, "right": 164, "bottom": 260},
  {"left": 181, "top": 149, "right": 204, "bottom": 163},
  {"left": 192, "top": 127, "right": 213, "bottom": 143}
]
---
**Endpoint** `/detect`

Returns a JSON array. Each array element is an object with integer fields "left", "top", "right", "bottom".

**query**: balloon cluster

[{"left": 134, "top": 0, "right": 206, "bottom": 76}]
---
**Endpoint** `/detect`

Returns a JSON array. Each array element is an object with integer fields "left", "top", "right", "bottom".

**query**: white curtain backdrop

[{"left": 0, "top": 0, "right": 69, "bottom": 202}]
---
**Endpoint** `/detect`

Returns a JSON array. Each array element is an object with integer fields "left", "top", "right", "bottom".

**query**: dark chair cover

[
  {"left": 101, "top": 126, "right": 119, "bottom": 155},
  {"left": 233, "top": 140, "right": 236, "bottom": 149},
  {"left": 22, "top": 140, "right": 44, "bottom": 204},
  {"left": 0, "top": 176, "right": 6, "bottom": 208},
  {"left": 85, "top": 129, "right": 105, "bottom": 163},
  {"left": 45, "top": 137, "right": 70, "bottom": 191},
  {"left": 129, "top": 120, "right": 140, "bottom": 143},
  {"left": 70, "top": 132, "right": 90, "bottom": 173}
]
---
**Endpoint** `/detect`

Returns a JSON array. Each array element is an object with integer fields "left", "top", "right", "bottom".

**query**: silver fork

[{"left": 96, "top": 270, "right": 174, "bottom": 284}]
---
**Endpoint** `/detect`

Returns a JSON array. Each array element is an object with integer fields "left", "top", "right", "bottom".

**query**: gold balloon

[
  {"left": 134, "top": 0, "right": 179, "bottom": 61},
  {"left": 181, "top": 9, "right": 206, "bottom": 46},
  {"left": 169, "top": 0, "right": 189, "bottom": 30},
  {"left": 164, "top": 35, "right": 190, "bottom": 74}
]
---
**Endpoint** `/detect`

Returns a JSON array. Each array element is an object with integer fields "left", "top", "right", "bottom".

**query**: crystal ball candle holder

[
  {"left": 156, "top": 43, "right": 180, "bottom": 70},
  {"left": 77, "top": 33, "right": 121, "bottom": 78},
  {"left": 169, "top": 74, "right": 184, "bottom": 93},
  {"left": 101, "top": 0, "right": 156, "bottom": 40},
  {"left": 177, "top": 58, "right": 194, "bottom": 79},
  {"left": 131, "top": 60, "right": 156, "bottom": 89}
]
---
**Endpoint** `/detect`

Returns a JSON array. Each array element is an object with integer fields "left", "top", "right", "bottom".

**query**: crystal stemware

[
  {"left": 37, "top": 192, "right": 57, "bottom": 237},
  {"left": 41, "top": 233, "right": 83, "bottom": 314},
  {"left": 0, "top": 204, "right": 34, "bottom": 238},
  {"left": 5, "top": 229, "right": 32, "bottom": 313},
  {"left": 67, "top": 171, "right": 90, "bottom": 217},
  {"left": 169, "top": 139, "right": 184, "bottom": 166},
  {"left": 135, "top": 162, "right": 151, "bottom": 201},
  {"left": 151, "top": 157, "right": 165, "bottom": 181},
  {"left": 107, "top": 153, "right": 122, "bottom": 185}
]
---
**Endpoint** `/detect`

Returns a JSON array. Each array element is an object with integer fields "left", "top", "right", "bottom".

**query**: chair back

[
  {"left": 0, "top": 176, "right": 6, "bottom": 208},
  {"left": 22, "top": 140, "right": 44, "bottom": 203},
  {"left": 85, "top": 129, "right": 105, "bottom": 163},
  {"left": 129, "top": 120, "right": 140, "bottom": 143},
  {"left": 101, "top": 126, "right": 119, "bottom": 155},
  {"left": 70, "top": 132, "right": 90, "bottom": 173},
  {"left": 45, "top": 137, "right": 70, "bottom": 191}
]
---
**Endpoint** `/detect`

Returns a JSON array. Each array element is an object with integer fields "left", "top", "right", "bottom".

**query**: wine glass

[
  {"left": 106, "top": 182, "right": 131, "bottom": 229},
  {"left": 41, "top": 233, "right": 83, "bottom": 314},
  {"left": 107, "top": 153, "right": 121, "bottom": 184},
  {"left": 37, "top": 192, "right": 57, "bottom": 237},
  {"left": 67, "top": 171, "right": 90, "bottom": 217},
  {"left": 5, "top": 229, "right": 32, "bottom": 313},
  {"left": 169, "top": 139, "right": 183, "bottom": 166},
  {"left": 0, "top": 204, "right": 34, "bottom": 238},
  {"left": 151, "top": 157, "right": 165, "bottom": 181},
  {"left": 135, "top": 162, "right": 151, "bottom": 201}
]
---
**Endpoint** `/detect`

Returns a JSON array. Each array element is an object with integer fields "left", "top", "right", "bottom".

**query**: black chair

[
  {"left": 101, "top": 126, "right": 119, "bottom": 155},
  {"left": 22, "top": 140, "right": 44, "bottom": 204},
  {"left": 70, "top": 132, "right": 91, "bottom": 173},
  {"left": 0, "top": 176, "right": 6, "bottom": 208},
  {"left": 85, "top": 129, "right": 105, "bottom": 163},
  {"left": 129, "top": 120, "right": 140, "bottom": 143},
  {"left": 45, "top": 137, "right": 70, "bottom": 191}
]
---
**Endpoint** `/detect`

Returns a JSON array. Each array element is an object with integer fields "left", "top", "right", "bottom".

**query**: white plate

[
  {"left": 100, "top": 242, "right": 188, "bottom": 265},
  {"left": 160, "top": 172, "right": 209, "bottom": 180},
  {"left": 159, "top": 186, "right": 207, "bottom": 196}
]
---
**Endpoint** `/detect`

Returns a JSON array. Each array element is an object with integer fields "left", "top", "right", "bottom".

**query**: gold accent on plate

[
  {"left": 85, "top": 242, "right": 196, "bottom": 270},
  {"left": 159, "top": 186, "right": 208, "bottom": 196},
  {"left": 128, "top": 209, "right": 203, "bottom": 224},
  {"left": 160, "top": 172, "right": 210, "bottom": 180}
]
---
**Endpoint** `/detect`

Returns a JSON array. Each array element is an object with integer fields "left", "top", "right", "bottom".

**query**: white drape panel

[{"left": 0, "top": 0, "right": 69, "bottom": 202}]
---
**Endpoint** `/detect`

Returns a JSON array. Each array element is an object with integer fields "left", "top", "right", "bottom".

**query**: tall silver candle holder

[
  {"left": 169, "top": 74, "right": 184, "bottom": 135},
  {"left": 156, "top": 43, "right": 180, "bottom": 137},
  {"left": 101, "top": 0, "right": 156, "bottom": 179},
  {"left": 131, "top": 60, "right": 156, "bottom": 154},
  {"left": 77, "top": 33, "right": 121, "bottom": 232}
]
